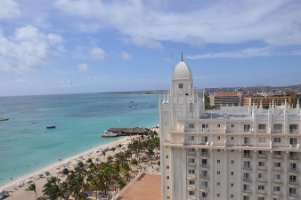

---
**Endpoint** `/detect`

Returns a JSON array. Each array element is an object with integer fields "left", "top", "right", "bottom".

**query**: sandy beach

[
  {"left": 1, "top": 127, "right": 160, "bottom": 200},
  {"left": 1, "top": 136, "right": 136, "bottom": 200}
]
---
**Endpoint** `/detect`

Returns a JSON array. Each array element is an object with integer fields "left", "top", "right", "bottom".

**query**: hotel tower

[{"left": 160, "top": 59, "right": 301, "bottom": 200}]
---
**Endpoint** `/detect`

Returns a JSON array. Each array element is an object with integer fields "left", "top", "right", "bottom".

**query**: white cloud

[
  {"left": 0, "top": 0, "right": 20, "bottom": 20},
  {"left": 54, "top": 0, "right": 301, "bottom": 48},
  {"left": 90, "top": 47, "right": 106, "bottom": 60},
  {"left": 121, "top": 51, "right": 132, "bottom": 60},
  {"left": 0, "top": 25, "right": 64, "bottom": 72},
  {"left": 78, "top": 63, "right": 89, "bottom": 72},
  {"left": 187, "top": 47, "right": 272, "bottom": 59}
]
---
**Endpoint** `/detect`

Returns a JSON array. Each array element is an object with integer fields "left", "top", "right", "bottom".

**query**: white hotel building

[{"left": 160, "top": 60, "right": 301, "bottom": 200}]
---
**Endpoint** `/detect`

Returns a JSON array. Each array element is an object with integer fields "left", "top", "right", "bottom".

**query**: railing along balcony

[{"left": 242, "top": 177, "right": 252, "bottom": 182}]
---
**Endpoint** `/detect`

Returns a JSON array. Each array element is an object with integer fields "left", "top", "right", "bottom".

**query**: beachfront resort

[{"left": 160, "top": 59, "right": 301, "bottom": 200}]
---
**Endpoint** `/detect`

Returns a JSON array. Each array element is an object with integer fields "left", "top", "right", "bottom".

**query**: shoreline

[{"left": 0, "top": 136, "right": 130, "bottom": 190}]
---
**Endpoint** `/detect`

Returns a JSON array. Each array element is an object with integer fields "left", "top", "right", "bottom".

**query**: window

[
  {"left": 230, "top": 194, "right": 234, "bottom": 198},
  {"left": 244, "top": 124, "right": 251, "bottom": 132},
  {"left": 289, "top": 187, "right": 296, "bottom": 196},
  {"left": 274, "top": 137, "right": 281, "bottom": 143},
  {"left": 189, "top": 191, "right": 195, "bottom": 196},
  {"left": 231, "top": 183, "right": 234, "bottom": 187},
  {"left": 217, "top": 182, "right": 220, "bottom": 186},
  {"left": 218, "top": 136, "right": 220, "bottom": 140},
  {"left": 166, "top": 166, "right": 169, "bottom": 169},
  {"left": 231, "top": 172, "right": 234, "bottom": 176},
  {"left": 244, "top": 161, "right": 251, "bottom": 168},
  {"left": 289, "top": 175, "right": 297, "bottom": 183},
  {"left": 188, "top": 169, "right": 195, "bottom": 174},
  {"left": 231, "top": 160, "right": 234, "bottom": 164},
  {"left": 289, "top": 124, "right": 298, "bottom": 133},
  {"left": 289, "top": 163, "right": 297, "bottom": 171},
  {"left": 167, "top": 176, "right": 169, "bottom": 179},
  {"left": 258, "top": 197, "right": 264, "bottom": 200},
  {"left": 273, "top": 174, "right": 281, "bottom": 180},
  {"left": 243, "top": 196, "right": 249, "bottom": 200},
  {"left": 258, "top": 137, "right": 265, "bottom": 143},
  {"left": 202, "top": 124, "right": 208, "bottom": 129},
  {"left": 258, "top": 124, "right": 266, "bottom": 130},
  {"left": 188, "top": 158, "right": 195, "bottom": 164},
  {"left": 188, "top": 123, "right": 195, "bottom": 129},
  {"left": 217, "top": 124, "right": 221, "bottom": 128},
  {"left": 273, "top": 124, "right": 282, "bottom": 132},
  {"left": 201, "top": 136, "right": 208, "bottom": 143},
  {"left": 258, "top": 185, "right": 265, "bottom": 190},
  {"left": 217, "top": 160, "right": 220, "bottom": 163},
  {"left": 231, "top": 137, "right": 234, "bottom": 141},
  {"left": 189, "top": 136, "right": 195, "bottom": 141},
  {"left": 274, "top": 162, "right": 281, "bottom": 167},
  {"left": 166, "top": 155, "right": 169, "bottom": 159},
  {"left": 273, "top": 186, "right": 280, "bottom": 192},
  {"left": 244, "top": 137, "right": 250, "bottom": 144},
  {"left": 178, "top": 83, "right": 183, "bottom": 88},
  {"left": 217, "top": 193, "right": 220, "bottom": 197},
  {"left": 290, "top": 138, "right": 297, "bottom": 146},
  {"left": 217, "top": 171, "right": 220, "bottom": 175},
  {"left": 167, "top": 186, "right": 169, "bottom": 190},
  {"left": 258, "top": 173, "right": 263, "bottom": 178},
  {"left": 189, "top": 180, "right": 195, "bottom": 185},
  {"left": 258, "top": 162, "right": 265, "bottom": 167},
  {"left": 231, "top": 124, "right": 235, "bottom": 128}
]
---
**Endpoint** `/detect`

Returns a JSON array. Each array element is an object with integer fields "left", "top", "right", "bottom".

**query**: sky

[{"left": 0, "top": 0, "right": 301, "bottom": 96}]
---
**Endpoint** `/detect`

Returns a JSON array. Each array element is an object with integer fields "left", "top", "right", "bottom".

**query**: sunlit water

[{"left": 0, "top": 92, "right": 160, "bottom": 186}]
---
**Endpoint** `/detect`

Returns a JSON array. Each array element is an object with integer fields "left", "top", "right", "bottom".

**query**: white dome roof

[{"left": 173, "top": 61, "right": 192, "bottom": 80}]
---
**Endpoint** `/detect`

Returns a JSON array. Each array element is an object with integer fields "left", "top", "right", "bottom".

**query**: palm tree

[
  {"left": 26, "top": 183, "right": 37, "bottom": 200},
  {"left": 42, "top": 177, "right": 60, "bottom": 200}
]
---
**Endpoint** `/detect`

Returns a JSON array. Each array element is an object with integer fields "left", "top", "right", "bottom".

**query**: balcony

[
  {"left": 289, "top": 168, "right": 299, "bottom": 173},
  {"left": 288, "top": 194, "right": 299, "bottom": 199},
  {"left": 272, "top": 191, "right": 282, "bottom": 196},
  {"left": 243, "top": 154, "right": 252, "bottom": 158},
  {"left": 187, "top": 174, "right": 196, "bottom": 180},
  {"left": 257, "top": 166, "right": 267, "bottom": 171},
  {"left": 188, "top": 151, "right": 196, "bottom": 156},
  {"left": 188, "top": 184, "right": 196, "bottom": 190},
  {"left": 272, "top": 166, "right": 283, "bottom": 171},
  {"left": 242, "top": 189, "right": 252, "bottom": 194},
  {"left": 188, "top": 196, "right": 197, "bottom": 200},
  {"left": 257, "top": 190, "right": 266, "bottom": 195},
  {"left": 272, "top": 154, "right": 283, "bottom": 159},
  {"left": 200, "top": 152, "right": 209, "bottom": 157},
  {"left": 257, "top": 178, "right": 267, "bottom": 183},
  {"left": 242, "top": 177, "right": 252, "bottom": 182},
  {"left": 258, "top": 154, "right": 267, "bottom": 159},
  {"left": 272, "top": 178, "right": 282, "bottom": 184},
  {"left": 289, "top": 156, "right": 299, "bottom": 161},
  {"left": 188, "top": 162, "right": 196, "bottom": 167},
  {"left": 289, "top": 129, "right": 299, "bottom": 134},
  {"left": 200, "top": 185, "right": 209, "bottom": 192},
  {"left": 258, "top": 129, "right": 267, "bottom": 134},
  {"left": 288, "top": 181, "right": 299, "bottom": 186},
  {"left": 201, "top": 164, "right": 209, "bottom": 169},
  {"left": 243, "top": 165, "right": 252, "bottom": 170},
  {"left": 200, "top": 174, "right": 209, "bottom": 179}
]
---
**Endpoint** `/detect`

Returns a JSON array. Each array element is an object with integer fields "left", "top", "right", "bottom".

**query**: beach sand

[
  {"left": 1, "top": 136, "right": 135, "bottom": 200},
  {"left": 2, "top": 128, "right": 160, "bottom": 200}
]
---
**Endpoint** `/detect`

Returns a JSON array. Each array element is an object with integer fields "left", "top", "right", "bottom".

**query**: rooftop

[{"left": 115, "top": 174, "right": 161, "bottom": 200}]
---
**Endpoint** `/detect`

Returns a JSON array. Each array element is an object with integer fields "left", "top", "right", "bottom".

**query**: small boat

[
  {"left": 101, "top": 131, "right": 118, "bottom": 137},
  {"left": 46, "top": 125, "right": 56, "bottom": 129},
  {"left": 0, "top": 118, "right": 9, "bottom": 121}
]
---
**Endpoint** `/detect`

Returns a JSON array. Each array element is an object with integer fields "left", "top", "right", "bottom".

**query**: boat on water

[
  {"left": 101, "top": 131, "right": 118, "bottom": 137},
  {"left": 46, "top": 125, "right": 56, "bottom": 129},
  {"left": 0, "top": 117, "right": 9, "bottom": 122}
]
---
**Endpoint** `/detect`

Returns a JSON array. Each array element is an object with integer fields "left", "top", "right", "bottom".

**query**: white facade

[{"left": 160, "top": 60, "right": 301, "bottom": 200}]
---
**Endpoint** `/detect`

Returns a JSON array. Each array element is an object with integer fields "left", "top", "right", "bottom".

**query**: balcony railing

[
  {"left": 258, "top": 154, "right": 267, "bottom": 158},
  {"left": 272, "top": 166, "right": 283, "bottom": 171},
  {"left": 243, "top": 165, "right": 252, "bottom": 170},
  {"left": 200, "top": 174, "right": 209, "bottom": 179},
  {"left": 288, "top": 194, "right": 299, "bottom": 199},
  {"left": 288, "top": 181, "right": 299, "bottom": 186},
  {"left": 257, "top": 166, "right": 267, "bottom": 171},
  {"left": 201, "top": 164, "right": 209, "bottom": 169},
  {"left": 188, "top": 162, "right": 196, "bottom": 167},
  {"left": 272, "top": 178, "right": 282, "bottom": 184},
  {"left": 200, "top": 152, "right": 209, "bottom": 157},
  {"left": 289, "top": 129, "right": 299, "bottom": 134},
  {"left": 257, "top": 190, "right": 266, "bottom": 194},
  {"left": 289, "top": 156, "right": 299, "bottom": 160},
  {"left": 242, "top": 189, "right": 252, "bottom": 194},
  {"left": 242, "top": 177, "right": 252, "bottom": 182},
  {"left": 257, "top": 178, "right": 267, "bottom": 183},
  {"left": 289, "top": 168, "right": 299, "bottom": 173},
  {"left": 243, "top": 154, "right": 252, "bottom": 158},
  {"left": 272, "top": 155, "right": 283, "bottom": 159}
]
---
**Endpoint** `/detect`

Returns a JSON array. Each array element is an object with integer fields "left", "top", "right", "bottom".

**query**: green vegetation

[{"left": 40, "top": 130, "right": 160, "bottom": 200}]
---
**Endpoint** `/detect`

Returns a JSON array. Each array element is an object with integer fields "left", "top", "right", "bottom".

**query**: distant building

[
  {"left": 243, "top": 93, "right": 296, "bottom": 108},
  {"left": 160, "top": 59, "right": 301, "bottom": 200},
  {"left": 209, "top": 92, "right": 242, "bottom": 107}
]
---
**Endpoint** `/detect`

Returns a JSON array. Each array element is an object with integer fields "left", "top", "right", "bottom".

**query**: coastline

[{"left": 0, "top": 136, "right": 131, "bottom": 191}]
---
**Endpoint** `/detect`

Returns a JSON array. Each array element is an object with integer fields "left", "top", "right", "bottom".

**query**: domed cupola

[{"left": 172, "top": 60, "right": 192, "bottom": 80}]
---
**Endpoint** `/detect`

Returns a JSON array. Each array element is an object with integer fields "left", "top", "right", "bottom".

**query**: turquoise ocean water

[{"left": 0, "top": 93, "right": 160, "bottom": 186}]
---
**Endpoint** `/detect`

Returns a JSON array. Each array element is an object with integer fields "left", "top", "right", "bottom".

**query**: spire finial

[{"left": 181, "top": 51, "right": 184, "bottom": 61}]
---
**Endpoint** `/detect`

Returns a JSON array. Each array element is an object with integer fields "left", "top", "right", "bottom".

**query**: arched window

[{"left": 179, "top": 83, "right": 183, "bottom": 88}]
